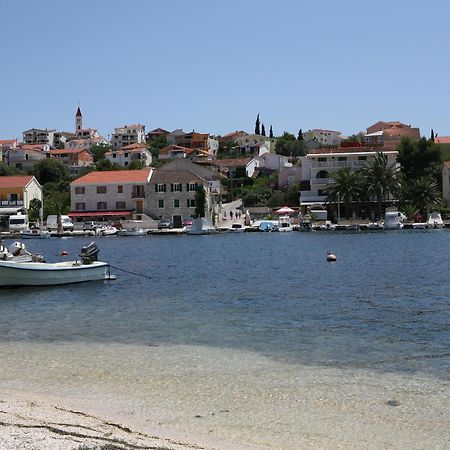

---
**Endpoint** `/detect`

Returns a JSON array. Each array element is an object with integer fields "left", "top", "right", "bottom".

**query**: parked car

[
  {"left": 82, "top": 221, "right": 98, "bottom": 231},
  {"left": 182, "top": 218, "right": 193, "bottom": 227},
  {"left": 158, "top": 219, "right": 172, "bottom": 229}
]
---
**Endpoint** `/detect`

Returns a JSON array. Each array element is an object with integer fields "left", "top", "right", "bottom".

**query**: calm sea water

[{"left": 1, "top": 230, "right": 449, "bottom": 379}]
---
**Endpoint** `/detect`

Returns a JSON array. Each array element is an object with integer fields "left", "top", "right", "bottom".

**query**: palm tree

[
  {"left": 360, "top": 152, "right": 400, "bottom": 218},
  {"left": 404, "top": 176, "right": 444, "bottom": 214},
  {"left": 325, "top": 167, "right": 362, "bottom": 219}
]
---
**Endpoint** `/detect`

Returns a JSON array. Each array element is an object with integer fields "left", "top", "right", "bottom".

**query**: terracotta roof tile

[
  {"left": 71, "top": 168, "right": 152, "bottom": 185},
  {"left": 435, "top": 136, "right": 450, "bottom": 144},
  {"left": 0, "top": 175, "right": 36, "bottom": 188}
]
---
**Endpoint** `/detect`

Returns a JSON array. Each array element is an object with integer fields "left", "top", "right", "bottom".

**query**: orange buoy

[
  {"left": 61, "top": 250, "right": 68, "bottom": 256},
  {"left": 327, "top": 252, "right": 336, "bottom": 262}
]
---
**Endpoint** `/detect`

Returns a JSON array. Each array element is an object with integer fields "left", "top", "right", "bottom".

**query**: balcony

[
  {"left": 131, "top": 191, "right": 145, "bottom": 198},
  {"left": 1, "top": 200, "right": 24, "bottom": 207},
  {"left": 310, "top": 160, "right": 368, "bottom": 169}
]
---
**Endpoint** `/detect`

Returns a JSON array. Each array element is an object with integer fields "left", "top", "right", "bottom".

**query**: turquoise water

[{"left": 1, "top": 230, "right": 449, "bottom": 379}]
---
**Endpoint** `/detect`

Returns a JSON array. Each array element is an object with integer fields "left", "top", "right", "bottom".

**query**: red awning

[{"left": 68, "top": 211, "right": 133, "bottom": 217}]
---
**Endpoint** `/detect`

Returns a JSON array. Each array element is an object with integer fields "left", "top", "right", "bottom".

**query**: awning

[
  {"left": 0, "top": 207, "right": 26, "bottom": 215},
  {"left": 300, "top": 201, "right": 326, "bottom": 206},
  {"left": 68, "top": 210, "right": 133, "bottom": 217}
]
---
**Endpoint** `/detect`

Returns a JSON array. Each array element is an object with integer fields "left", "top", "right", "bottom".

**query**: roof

[
  {"left": 435, "top": 136, "right": 450, "bottom": 144},
  {"left": 0, "top": 175, "right": 36, "bottom": 189},
  {"left": 148, "top": 128, "right": 169, "bottom": 134},
  {"left": 159, "top": 145, "right": 191, "bottom": 155},
  {"left": 48, "top": 148, "right": 91, "bottom": 155},
  {"left": 71, "top": 168, "right": 153, "bottom": 185},
  {"left": 76, "top": 107, "right": 82, "bottom": 117},
  {"left": 220, "top": 130, "right": 248, "bottom": 141},
  {"left": 150, "top": 169, "right": 205, "bottom": 184},
  {"left": 364, "top": 131, "right": 383, "bottom": 137},
  {"left": 210, "top": 158, "right": 252, "bottom": 168},
  {"left": 308, "top": 146, "right": 398, "bottom": 155},
  {"left": 121, "top": 143, "right": 147, "bottom": 150},
  {"left": 0, "top": 139, "right": 17, "bottom": 146}
]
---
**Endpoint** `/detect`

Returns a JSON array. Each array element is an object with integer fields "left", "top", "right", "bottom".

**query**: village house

[
  {"left": 105, "top": 143, "right": 152, "bottom": 167},
  {"left": 69, "top": 168, "right": 153, "bottom": 224},
  {"left": 4, "top": 144, "right": 49, "bottom": 170},
  {"left": 158, "top": 144, "right": 211, "bottom": 162},
  {"left": 363, "top": 121, "right": 420, "bottom": 148},
  {"left": 174, "top": 131, "right": 219, "bottom": 157},
  {"left": 278, "top": 165, "right": 302, "bottom": 189},
  {"left": 245, "top": 145, "right": 292, "bottom": 178},
  {"left": 299, "top": 146, "right": 399, "bottom": 212},
  {"left": 146, "top": 128, "right": 169, "bottom": 141},
  {"left": 148, "top": 159, "right": 222, "bottom": 227},
  {"left": 234, "top": 133, "right": 276, "bottom": 154},
  {"left": 47, "top": 148, "right": 94, "bottom": 175},
  {"left": 111, "top": 124, "right": 146, "bottom": 149},
  {"left": 0, "top": 139, "right": 18, "bottom": 163},
  {"left": 22, "top": 128, "right": 57, "bottom": 147},
  {"left": 0, "top": 175, "right": 43, "bottom": 229}
]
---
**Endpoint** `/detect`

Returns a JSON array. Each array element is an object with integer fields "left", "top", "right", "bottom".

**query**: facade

[
  {"left": 111, "top": 124, "right": 146, "bottom": 149},
  {"left": 105, "top": 143, "right": 152, "bottom": 167},
  {"left": 148, "top": 159, "right": 222, "bottom": 226},
  {"left": 166, "top": 129, "right": 185, "bottom": 145},
  {"left": 299, "top": 147, "right": 399, "bottom": 207},
  {"left": 246, "top": 146, "right": 292, "bottom": 178},
  {"left": 235, "top": 134, "right": 276, "bottom": 154},
  {"left": 0, "top": 139, "right": 18, "bottom": 163},
  {"left": 278, "top": 165, "right": 302, "bottom": 189},
  {"left": 146, "top": 128, "right": 169, "bottom": 141},
  {"left": 5, "top": 145, "right": 48, "bottom": 170},
  {"left": 364, "top": 121, "right": 420, "bottom": 147},
  {"left": 219, "top": 130, "right": 248, "bottom": 144},
  {"left": 303, "top": 129, "right": 343, "bottom": 147},
  {"left": 47, "top": 148, "right": 94, "bottom": 175},
  {"left": 0, "top": 175, "right": 43, "bottom": 228},
  {"left": 65, "top": 137, "right": 106, "bottom": 150},
  {"left": 174, "top": 131, "right": 219, "bottom": 157},
  {"left": 69, "top": 168, "right": 153, "bottom": 221},
  {"left": 22, "top": 128, "right": 56, "bottom": 146}
]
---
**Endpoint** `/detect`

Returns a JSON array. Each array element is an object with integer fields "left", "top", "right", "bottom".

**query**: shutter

[
  {"left": 171, "top": 183, "right": 174, "bottom": 192},
  {"left": 155, "top": 184, "right": 158, "bottom": 192},
  {"left": 163, "top": 184, "right": 166, "bottom": 192}
]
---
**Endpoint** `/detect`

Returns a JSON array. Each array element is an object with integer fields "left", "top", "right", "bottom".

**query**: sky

[{"left": 1, "top": 0, "right": 450, "bottom": 140}]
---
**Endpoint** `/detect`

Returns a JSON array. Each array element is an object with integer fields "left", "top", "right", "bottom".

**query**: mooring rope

[{"left": 108, "top": 264, "right": 152, "bottom": 279}]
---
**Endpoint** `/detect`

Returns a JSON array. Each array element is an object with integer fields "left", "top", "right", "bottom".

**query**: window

[
  {"left": 112, "top": 153, "right": 116, "bottom": 158},
  {"left": 173, "top": 199, "right": 180, "bottom": 208},
  {"left": 358, "top": 156, "right": 367, "bottom": 161},
  {"left": 187, "top": 183, "right": 197, "bottom": 192},
  {"left": 75, "top": 187, "right": 85, "bottom": 194},
  {"left": 97, "top": 202, "right": 107, "bottom": 210},
  {"left": 318, "top": 157, "right": 327, "bottom": 162},
  {"left": 338, "top": 157, "right": 347, "bottom": 161},
  {"left": 187, "top": 198, "right": 196, "bottom": 208},
  {"left": 124, "top": 153, "right": 128, "bottom": 158},
  {"left": 116, "top": 201, "right": 126, "bottom": 209},
  {"left": 155, "top": 184, "right": 166, "bottom": 192},
  {"left": 117, "top": 185, "right": 123, "bottom": 193},
  {"left": 124, "top": 161, "right": 128, "bottom": 166},
  {"left": 171, "top": 183, "right": 182, "bottom": 192},
  {"left": 97, "top": 186, "right": 107, "bottom": 194},
  {"left": 158, "top": 199, "right": 164, "bottom": 208},
  {"left": 75, "top": 202, "right": 85, "bottom": 210}
]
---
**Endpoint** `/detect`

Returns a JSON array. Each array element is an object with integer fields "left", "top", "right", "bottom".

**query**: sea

[{"left": 0, "top": 230, "right": 449, "bottom": 449}]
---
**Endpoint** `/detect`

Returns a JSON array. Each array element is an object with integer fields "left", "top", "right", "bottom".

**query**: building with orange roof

[
  {"left": 174, "top": 131, "right": 219, "bottom": 157},
  {"left": 146, "top": 128, "right": 169, "bottom": 141},
  {"left": 0, "top": 175, "right": 43, "bottom": 228},
  {"left": 435, "top": 136, "right": 450, "bottom": 144},
  {"left": 105, "top": 143, "right": 152, "bottom": 167},
  {"left": 111, "top": 124, "right": 146, "bottom": 149},
  {"left": 364, "top": 121, "right": 420, "bottom": 148},
  {"left": 47, "top": 148, "right": 94, "bottom": 175},
  {"left": 69, "top": 168, "right": 153, "bottom": 222}
]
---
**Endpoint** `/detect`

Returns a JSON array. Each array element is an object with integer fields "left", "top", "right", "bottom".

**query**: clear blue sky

[{"left": 1, "top": 0, "right": 449, "bottom": 140}]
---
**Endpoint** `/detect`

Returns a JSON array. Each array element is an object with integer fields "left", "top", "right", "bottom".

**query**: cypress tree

[
  {"left": 261, "top": 123, "right": 266, "bottom": 136},
  {"left": 297, "top": 129, "right": 304, "bottom": 141},
  {"left": 431, "top": 129, "right": 435, "bottom": 142},
  {"left": 255, "top": 114, "right": 260, "bottom": 135},
  {"left": 269, "top": 125, "right": 273, "bottom": 138}
]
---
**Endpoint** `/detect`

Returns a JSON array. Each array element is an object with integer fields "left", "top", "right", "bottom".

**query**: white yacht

[
  {"left": 427, "top": 211, "right": 444, "bottom": 229},
  {"left": 383, "top": 210, "right": 406, "bottom": 230}
]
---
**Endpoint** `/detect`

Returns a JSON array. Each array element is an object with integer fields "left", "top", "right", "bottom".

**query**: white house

[
  {"left": 105, "top": 143, "right": 152, "bottom": 167},
  {"left": 246, "top": 145, "right": 292, "bottom": 177},
  {"left": 235, "top": 134, "right": 276, "bottom": 154},
  {"left": 111, "top": 124, "right": 146, "bottom": 149},
  {"left": 303, "top": 129, "right": 343, "bottom": 147}
]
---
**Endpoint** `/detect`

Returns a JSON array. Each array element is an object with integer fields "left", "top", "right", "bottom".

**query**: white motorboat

[
  {"left": 228, "top": 223, "right": 245, "bottom": 233},
  {"left": 367, "top": 222, "right": 383, "bottom": 230},
  {"left": 412, "top": 222, "right": 427, "bottom": 229},
  {"left": 0, "top": 242, "right": 114, "bottom": 287},
  {"left": 427, "top": 211, "right": 444, "bottom": 229},
  {"left": 277, "top": 215, "right": 293, "bottom": 232},
  {"left": 383, "top": 210, "right": 406, "bottom": 230},
  {"left": 117, "top": 227, "right": 148, "bottom": 236},
  {"left": 99, "top": 226, "right": 118, "bottom": 236},
  {"left": 186, "top": 218, "right": 219, "bottom": 235},
  {"left": 20, "top": 227, "right": 51, "bottom": 239}
]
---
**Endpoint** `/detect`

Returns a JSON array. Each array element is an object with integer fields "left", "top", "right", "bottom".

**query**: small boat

[
  {"left": 117, "top": 227, "right": 148, "bottom": 236},
  {"left": 412, "top": 222, "right": 427, "bottom": 230},
  {"left": 427, "top": 211, "right": 444, "bottom": 229},
  {"left": 186, "top": 218, "right": 219, "bottom": 235},
  {"left": 383, "top": 210, "right": 406, "bottom": 230},
  {"left": 99, "top": 226, "right": 118, "bottom": 236},
  {"left": 0, "top": 242, "right": 114, "bottom": 287},
  {"left": 20, "top": 227, "right": 51, "bottom": 239},
  {"left": 367, "top": 222, "right": 383, "bottom": 230},
  {"left": 228, "top": 223, "right": 245, "bottom": 233}
]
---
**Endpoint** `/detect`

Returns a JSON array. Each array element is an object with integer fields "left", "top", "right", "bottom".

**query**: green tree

[
  {"left": 146, "top": 135, "right": 168, "bottom": 159},
  {"left": 261, "top": 123, "right": 266, "bottom": 136},
  {"left": 28, "top": 198, "right": 42, "bottom": 222},
  {"left": 43, "top": 191, "right": 70, "bottom": 218},
  {"left": 403, "top": 176, "right": 444, "bottom": 214},
  {"left": 31, "top": 158, "right": 70, "bottom": 185},
  {"left": 128, "top": 160, "right": 145, "bottom": 170},
  {"left": 360, "top": 152, "right": 400, "bottom": 217},
  {"left": 0, "top": 162, "right": 19, "bottom": 176},
  {"left": 269, "top": 125, "right": 273, "bottom": 138},
  {"left": 194, "top": 185, "right": 206, "bottom": 218},
  {"left": 431, "top": 129, "right": 435, "bottom": 142},
  {"left": 89, "top": 143, "right": 112, "bottom": 162},
  {"left": 285, "top": 183, "right": 300, "bottom": 206},
  {"left": 325, "top": 167, "right": 362, "bottom": 219},
  {"left": 275, "top": 132, "right": 306, "bottom": 157},
  {"left": 255, "top": 114, "right": 260, "bottom": 135},
  {"left": 268, "top": 190, "right": 285, "bottom": 207},
  {"left": 397, "top": 137, "right": 443, "bottom": 183},
  {"left": 297, "top": 129, "right": 304, "bottom": 141}
]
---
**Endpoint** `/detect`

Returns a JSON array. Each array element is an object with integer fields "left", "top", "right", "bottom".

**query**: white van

[
  {"left": 9, "top": 213, "right": 29, "bottom": 232},
  {"left": 46, "top": 215, "right": 74, "bottom": 232}
]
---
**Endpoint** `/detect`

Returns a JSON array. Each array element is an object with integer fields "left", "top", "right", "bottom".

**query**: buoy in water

[
  {"left": 61, "top": 250, "right": 68, "bottom": 256},
  {"left": 326, "top": 252, "right": 336, "bottom": 262}
]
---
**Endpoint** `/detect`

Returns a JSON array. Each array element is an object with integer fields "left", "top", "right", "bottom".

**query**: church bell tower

[{"left": 75, "top": 106, "right": 83, "bottom": 135}]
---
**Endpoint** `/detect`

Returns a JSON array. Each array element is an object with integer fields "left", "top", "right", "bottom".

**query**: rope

[{"left": 108, "top": 264, "right": 152, "bottom": 279}]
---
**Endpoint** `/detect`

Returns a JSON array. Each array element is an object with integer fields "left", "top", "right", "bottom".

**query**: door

[
  {"left": 135, "top": 200, "right": 143, "bottom": 213},
  {"left": 173, "top": 215, "right": 182, "bottom": 229}
]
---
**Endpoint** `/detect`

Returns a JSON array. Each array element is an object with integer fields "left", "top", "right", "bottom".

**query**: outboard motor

[
  {"left": 79, "top": 242, "right": 99, "bottom": 264},
  {"left": 8, "top": 241, "right": 28, "bottom": 256}
]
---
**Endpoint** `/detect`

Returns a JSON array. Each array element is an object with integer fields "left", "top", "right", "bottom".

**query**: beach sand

[{"left": 0, "top": 343, "right": 449, "bottom": 449}]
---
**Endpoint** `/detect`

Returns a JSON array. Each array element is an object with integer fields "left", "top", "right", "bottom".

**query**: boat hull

[{"left": 0, "top": 260, "right": 111, "bottom": 287}]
